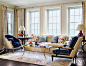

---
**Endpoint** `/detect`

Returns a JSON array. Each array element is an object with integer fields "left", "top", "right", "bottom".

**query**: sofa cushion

[
  {"left": 58, "top": 36, "right": 67, "bottom": 44},
  {"left": 51, "top": 36, "right": 58, "bottom": 43},
  {"left": 46, "top": 36, "right": 53, "bottom": 42},
  {"left": 12, "top": 42, "right": 21, "bottom": 48},
  {"left": 38, "top": 36, "right": 47, "bottom": 43}
]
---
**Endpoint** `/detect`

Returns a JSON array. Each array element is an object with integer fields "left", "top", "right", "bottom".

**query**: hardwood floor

[
  {"left": 0, "top": 59, "right": 44, "bottom": 66},
  {"left": 0, "top": 51, "right": 86, "bottom": 66}
]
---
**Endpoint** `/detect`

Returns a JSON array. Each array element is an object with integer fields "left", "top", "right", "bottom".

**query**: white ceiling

[{"left": 0, "top": 0, "right": 86, "bottom": 8}]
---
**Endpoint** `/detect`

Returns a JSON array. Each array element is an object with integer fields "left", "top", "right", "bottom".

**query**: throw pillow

[
  {"left": 8, "top": 38, "right": 14, "bottom": 41},
  {"left": 32, "top": 34, "right": 39, "bottom": 42},
  {"left": 38, "top": 36, "right": 47, "bottom": 43},
  {"left": 51, "top": 36, "right": 58, "bottom": 43},
  {"left": 58, "top": 36, "right": 67, "bottom": 44}
]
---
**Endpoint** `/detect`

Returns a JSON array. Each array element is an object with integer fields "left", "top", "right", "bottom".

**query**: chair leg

[
  {"left": 72, "top": 58, "right": 74, "bottom": 63},
  {"left": 52, "top": 56, "right": 53, "bottom": 61},
  {"left": 13, "top": 49, "right": 14, "bottom": 53},
  {"left": 6, "top": 48, "right": 7, "bottom": 52},
  {"left": 75, "top": 55, "right": 77, "bottom": 64}
]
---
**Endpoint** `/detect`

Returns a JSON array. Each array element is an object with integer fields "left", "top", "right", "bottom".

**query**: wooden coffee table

[{"left": 21, "top": 44, "right": 52, "bottom": 58}]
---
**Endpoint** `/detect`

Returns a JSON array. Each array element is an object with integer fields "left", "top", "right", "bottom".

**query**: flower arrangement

[
  {"left": 28, "top": 42, "right": 33, "bottom": 46},
  {"left": 28, "top": 42, "right": 33, "bottom": 44}
]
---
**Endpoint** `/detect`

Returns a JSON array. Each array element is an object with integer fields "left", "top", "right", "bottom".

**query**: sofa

[{"left": 25, "top": 35, "right": 69, "bottom": 53}]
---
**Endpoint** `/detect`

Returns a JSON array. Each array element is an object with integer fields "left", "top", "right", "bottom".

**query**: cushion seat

[
  {"left": 12, "top": 42, "right": 21, "bottom": 48},
  {"left": 53, "top": 48, "right": 69, "bottom": 55}
]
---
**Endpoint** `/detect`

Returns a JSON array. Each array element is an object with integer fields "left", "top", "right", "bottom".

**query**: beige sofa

[{"left": 25, "top": 35, "right": 69, "bottom": 53}]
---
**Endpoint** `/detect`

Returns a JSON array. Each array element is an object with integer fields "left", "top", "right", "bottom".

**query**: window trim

[
  {"left": 47, "top": 8, "right": 61, "bottom": 35},
  {"left": 29, "top": 10, "right": 40, "bottom": 35},
  {"left": 68, "top": 6, "right": 82, "bottom": 36},
  {"left": 7, "top": 10, "right": 14, "bottom": 35}
]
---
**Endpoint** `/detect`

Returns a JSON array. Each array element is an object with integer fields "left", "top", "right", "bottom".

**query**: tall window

[
  {"left": 47, "top": 9, "right": 60, "bottom": 35},
  {"left": 30, "top": 11, "right": 40, "bottom": 35},
  {"left": 7, "top": 11, "right": 14, "bottom": 35},
  {"left": 68, "top": 6, "right": 82, "bottom": 36}
]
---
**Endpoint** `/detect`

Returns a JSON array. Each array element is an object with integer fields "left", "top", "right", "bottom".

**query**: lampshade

[
  {"left": 76, "top": 24, "right": 84, "bottom": 31},
  {"left": 19, "top": 26, "right": 25, "bottom": 31}
]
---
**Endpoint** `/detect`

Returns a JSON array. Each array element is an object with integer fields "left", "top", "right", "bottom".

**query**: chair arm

[{"left": 62, "top": 47, "right": 71, "bottom": 49}]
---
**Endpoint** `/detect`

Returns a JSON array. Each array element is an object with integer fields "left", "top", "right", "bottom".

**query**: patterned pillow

[
  {"left": 32, "top": 34, "right": 38, "bottom": 42},
  {"left": 58, "top": 36, "right": 67, "bottom": 44}
]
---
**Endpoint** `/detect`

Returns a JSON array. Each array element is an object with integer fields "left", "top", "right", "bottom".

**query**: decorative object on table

[
  {"left": 28, "top": 42, "right": 33, "bottom": 46},
  {"left": 19, "top": 26, "right": 26, "bottom": 37},
  {"left": 76, "top": 24, "right": 85, "bottom": 40},
  {"left": 35, "top": 41, "right": 39, "bottom": 46},
  {"left": 18, "top": 34, "right": 23, "bottom": 37}
]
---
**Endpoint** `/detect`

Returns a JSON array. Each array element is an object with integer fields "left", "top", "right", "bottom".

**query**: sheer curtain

[{"left": 14, "top": 9, "right": 25, "bottom": 37}]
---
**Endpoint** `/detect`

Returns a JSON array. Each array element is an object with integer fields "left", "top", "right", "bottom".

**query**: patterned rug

[{"left": 0, "top": 51, "right": 71, "bottom": 66}]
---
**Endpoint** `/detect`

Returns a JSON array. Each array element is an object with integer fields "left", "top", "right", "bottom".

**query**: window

[
  {"left": 30, "top": 11, "right": 40, "bottom": 35},
  {"left": 7, "top": 11, "right": 14, "bottom": 35},
  {"left": 47, "top": 9, "right": 60, "bottom": 35},
  {"left": 68, "top": 6, "right": 82, "bottom": 36}
]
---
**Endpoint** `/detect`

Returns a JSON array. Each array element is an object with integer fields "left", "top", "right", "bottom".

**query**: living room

[{"left": 0, "top": 0, "right": 86, "bottom": 66}]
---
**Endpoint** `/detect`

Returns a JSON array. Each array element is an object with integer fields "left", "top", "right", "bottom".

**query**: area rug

[{"left": 0, "top": 51, "right": 71, "bottom": 66}]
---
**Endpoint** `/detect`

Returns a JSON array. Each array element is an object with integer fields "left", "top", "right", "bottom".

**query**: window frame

[
  {"left": 7, "top": 10, "right": 14, "bottom": 35},
  {"left": 68, "top": 6, "right": 82, "bottom": 36},
  {"left": 47, "top": 8, "right": 61, "bottom": 35},
  {"left": 29, "top": 10, "right": 40, "bottom": 35}
]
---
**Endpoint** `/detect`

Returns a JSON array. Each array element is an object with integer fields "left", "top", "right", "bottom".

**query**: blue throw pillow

[
  {"left": 69, "top": 36, "right": 79, "bottom": 49},
  {"left": 38, "top": 36, "right": 47, "bottom": 43},
  {"left": 8, "top": 38, "right": 14, "bottom": 41},
  {"left": 51, "top": 36, "right": 58, "bottom": 43}
]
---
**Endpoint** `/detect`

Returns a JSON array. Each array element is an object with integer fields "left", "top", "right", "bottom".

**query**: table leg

[
  {"left": 29, "top": 46, "right": 31, "bottom": 53},
  {"left": 22, "top": 39, "right": 23, "bottom": 45},
  {"left": 44, "top": 48, "right": 47, "bottom": 59},
  {"left": 49, "top": 48, "right": 51, "bottom": 55},
  {"left": 22, "top": 46, "right": 25, "bottom": 56}
]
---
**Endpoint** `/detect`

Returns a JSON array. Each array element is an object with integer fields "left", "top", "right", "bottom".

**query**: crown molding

[
  {"left": 0, "top": 1, "right": 16, "bottom": 9},
  {"left": 18, "top": 0, "right": 83, "bottom": 8}
]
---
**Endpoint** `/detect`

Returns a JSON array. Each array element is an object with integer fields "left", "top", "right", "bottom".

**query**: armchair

[
  {"left": 51, "top": 36, "right": 83, "bottom": 64},
  {"left": 5, "top": 35, "right": 21, "bottom": 52}
]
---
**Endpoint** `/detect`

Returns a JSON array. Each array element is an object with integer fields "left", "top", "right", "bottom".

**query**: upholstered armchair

[
  {"left": 51, "top": 36, "right": 83, "bottom": 64},
  {"left": 5, "top": 35, "right": 21, "bottom": 52}
]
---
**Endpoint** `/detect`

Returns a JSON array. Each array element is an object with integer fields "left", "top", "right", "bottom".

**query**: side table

[
  {"left": 82, "top": 40, "right": 86, "bottom": 53},
  {"left": 17, "top": 37, "right": 32, "bottom": 45}
]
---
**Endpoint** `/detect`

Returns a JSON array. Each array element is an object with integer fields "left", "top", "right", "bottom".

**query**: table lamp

[
  {"left": 19, "top": 26, "right": 26, "bottom": 37},
  {"left": 76, "top": 24, "right": 85, "bottom": 40}
]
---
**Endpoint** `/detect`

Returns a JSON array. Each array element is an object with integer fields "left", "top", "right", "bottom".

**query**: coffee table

[{"left": 21, "top": 44, "right": 52, "bottom": 58}]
